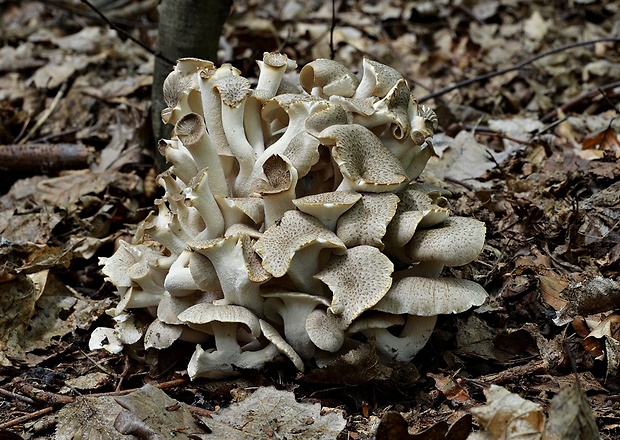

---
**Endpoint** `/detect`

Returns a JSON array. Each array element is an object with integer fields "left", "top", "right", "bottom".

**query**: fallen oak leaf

[
  {"left": 468, "top": 385, "right": 544, "bottom": 440},
  {"left": 196, "top": 386, "right": 346, "bottom": 439}
]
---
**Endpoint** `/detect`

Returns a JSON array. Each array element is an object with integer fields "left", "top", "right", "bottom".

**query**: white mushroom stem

[
  {"left": 368, "top": 315, "right": 437, "bottom": 362},
  {"left": 185, "top": 168, "right": 225, "bottom": 240},
  {"left": 256, "top": 155, "right": 299, "bottom": 228},
  {"left": 259, "top": 319, "right": 305, "bottom": 372},
  {"left": 175, "top": 112, "right": 228, "bottom": 196},
  {"left": 253, "top": 97, "right": 326, "bottom": 180},
  {"left": 157, "top": 139, "right": 198, "bottom": 185},
  {"left": 243, "top": 92, "right": 268, "bottom": 155},
  {"left": 166, "top": 193, "right": 204, "bottom": 238},
  {"left": 256, "top": 52, "right": 296, "bottom": 98},
  {"left": 222, "top": 96, "right": 256, "bottom": 197},
  {"left": 198, "top": 64, "right": 237, "bottom": 158},
  {"left": 116, "top": 286, "right": 163, "bottom": 311},
  {"left": 164, "top": 249, "right": 200, "bottom": 297},
  {"left": 263, "top": 292, "right": 330, "bottom": 359},
  {"left": 140, "top": 200, "right": 186, "bottom": 255},
  {"left": 189, "top": 235, "right": 264, "bottom": 316}
]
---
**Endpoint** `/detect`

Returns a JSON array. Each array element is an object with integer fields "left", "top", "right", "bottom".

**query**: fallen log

[{"left": 0, "top": 143, "right": 94, "bottom": 173}]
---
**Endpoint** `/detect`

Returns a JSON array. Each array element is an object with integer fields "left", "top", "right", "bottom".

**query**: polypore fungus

[{"left": 92, "top": 53, "right": 488, "bottom": 378}]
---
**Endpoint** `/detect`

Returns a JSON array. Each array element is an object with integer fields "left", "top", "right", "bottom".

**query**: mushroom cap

[
  {"left": 319, "top": 124, "right": 408, "bottom": 193},
  {"left": 336, "top": 193, "right": 400, "bottom": 249},
  {"left": 262, "top": 51, "right": 297, "bottom": 71},
  {"left": 406, "top": 216, "right": 486, "bottom": 266},
  {"left": 175, "top": 57, "right": 215, "bottom": 75},
  {"left": 213, "top": 74, "right": 251, "bottom": 108},
  {"left": 100, "top": 241, "right": 161, "bottom": 288},
  {"left": 174, "top": 111, "right": 205, "bottom": 146},
  {"left": 346, "top": 312, "right": 405, "bottom": 334},
  {"left": 262, "top": 290, "right": 329, "bottom": 359},
  {"left": 385, "top": 184, "right": 450, "bottom": 248},
  {"left": 215, "top": 196, "right": 265, "bottom": 228},
  {"left": 253, "top": 154, "right": 295, "bottom": 195},
  {"left": 299, "top": 59, "right": 359, "bottom": 97},
  {"left": 144, "top": 319, "right": 183, "bottom": 350},
  {"left": 178, "top": 303, "right": 261, "bottom": 337},
  {"left": 292, "top": 191, "right": 362, "bottom": 230},
  {"left": 305, "top": 308, "right": 345, "bottom": 352},
  {"left": 253, "top": 210, "right": 346, "bottom": 278},
  {"left": 373, "top": 276, "right": 488, "bottom": 316},
  {"left": 259, "top": 319, "right": 305, "bottom": 372},
  {"left": 157, "top": 291, "right": 221, "bottom": 325},
  {"left": 304, "top": 101, "right": 349, "bottom": 138},
  {"left": 315, "top": 245, "right": 394, "bottom": 329},
  {"left": 354, "top": 57, "right": 404, "bottom": 99}
]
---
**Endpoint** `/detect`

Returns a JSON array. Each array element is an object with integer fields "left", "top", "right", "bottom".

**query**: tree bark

[{"left": 151, "top": 0, "right": 232, "bottom": 160}]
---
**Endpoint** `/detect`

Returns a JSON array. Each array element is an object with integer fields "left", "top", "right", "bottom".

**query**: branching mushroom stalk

[{"left": 92, "top": 52, "right": 489, "bottom": 379}]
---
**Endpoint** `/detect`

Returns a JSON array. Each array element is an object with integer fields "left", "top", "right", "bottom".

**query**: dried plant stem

[
  {"left": 17, "top": 82, "right": 67, "bottom": 145},
  {"left": 0, "top": 407, "right": 54, "bottom": 429}
]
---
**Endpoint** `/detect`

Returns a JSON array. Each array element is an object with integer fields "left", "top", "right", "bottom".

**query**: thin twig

[
  {"left": 329, "top": 0, "right": 337, "bottom": 60},
  {"left": 79, "top": 0, "right": 174, "bottom": 65},
  {"left": 0, "top": 407, "right": 54, "bottom": 429},
  {"left": 0, "top": 387, "right": 36, "bottom": 405},
  {"left": 540, "top": 80, "right": 620, "bottom": 123},
  {"left": 17, "top": 82, "right": 68, "bottom": 145},
  {"left": 419, "top": 37, "right": 620, "bottom": 103}
]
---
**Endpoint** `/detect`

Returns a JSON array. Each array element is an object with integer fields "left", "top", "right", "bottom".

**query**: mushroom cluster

[{"left": 90, "top": 53, "right": 488, "bottom": 379}]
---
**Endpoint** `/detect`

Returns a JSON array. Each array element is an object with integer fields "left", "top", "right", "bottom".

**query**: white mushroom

[
  {"left": 315, "top": 245, "right": 394, "bottom": 329},
  {"left": 292, "top": 191, "right": 361, "bottom": 231},
  {"left": 178, "top": 304, "right": 278, "bottom": 379},
  {"left": 184, "top": 168, "right": 225, "bottom": 240},
  {"left": 336, "top": 193, "right": 400, "bottom": 249},
  {"left": 405, "top": 216, "right": 486, "bottom": 266},
  {"left": 256, "top": 52, "right": 297, "bottom": 98},
  {"left": 213, "top": 74, "right": 256, "bottom": 196},
  {"left": 262, "top": 290, "right": 330, "bottom": 359},
  {"left": 353, "top": 57, "right": 404, "bottom": 99},
  {"left": 161, "top": 57, "right": 212, "bottom": 126},
  {"left": 92, "top": 55, "right": 490, "bottom": 379},
  {"left": 299, "top": 59, "right": 359, "bottom": 98},
  {"left": 253, "top": 210, "right": 347, "bottom": 293},
  {"left": 368, "top": 276, "right": 488, "bottom": 361},
  {"left": 174, "top": 112, "right": 228, "bottom": 197},
  {"left": 318, "top": 124, "right": 408, "bottom": 193},
  {"left": 253, "top": 154, "right": 298, "bottom": 228},
  {"left": 188, "top": 233, "right": 268, "bottom": 316}
]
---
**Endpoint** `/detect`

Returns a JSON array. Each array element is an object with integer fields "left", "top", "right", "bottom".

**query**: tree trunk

[{"left": 151, "top": 0, "right": 232, "bottom": 161}]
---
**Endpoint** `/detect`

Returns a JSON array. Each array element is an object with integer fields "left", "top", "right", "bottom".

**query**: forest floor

[{"left": 0, "top": 0, "right": 619, "bottom": 438}]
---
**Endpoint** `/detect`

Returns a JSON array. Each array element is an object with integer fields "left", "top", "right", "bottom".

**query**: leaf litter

[{"left": 0, "top": 0, "right": 619, "bottom": 438}]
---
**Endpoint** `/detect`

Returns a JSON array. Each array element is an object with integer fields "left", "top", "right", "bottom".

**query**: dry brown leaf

[
  {"left": 468, "top": 385, "right": 544, "bottom": 440},
  {"left": 56, "top": 395, "right": 130, "bottom": 440},
  {"left": 197, "top": 386, "right": 346, "bottom": 440},
  {"left": 543, "top": 383, "right": 600, "bottom": 440},
  {"left": 428, "top": 373, "right": 471, "bottom": 403},
  {"left": 114, "top": 384, "right": 206, "bottom": 439}
]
